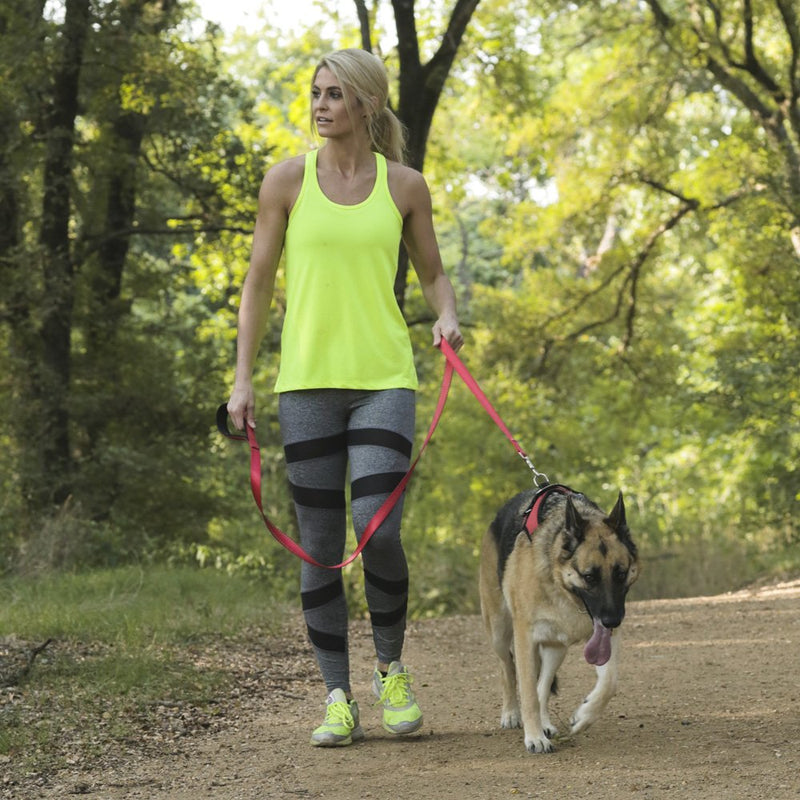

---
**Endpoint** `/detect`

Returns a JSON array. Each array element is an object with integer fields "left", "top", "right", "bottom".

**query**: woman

[{"left": 227, "top": 48, "right": 463, "bottom": 747}]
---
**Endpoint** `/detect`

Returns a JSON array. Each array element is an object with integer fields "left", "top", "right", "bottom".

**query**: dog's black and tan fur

[{"left": 479, "top": 487, "right": 639, "bottom": 753}]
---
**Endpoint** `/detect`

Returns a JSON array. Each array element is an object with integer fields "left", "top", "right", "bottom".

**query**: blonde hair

[{"left": 311, "top": 48, "right": 407, "bottom": 164}]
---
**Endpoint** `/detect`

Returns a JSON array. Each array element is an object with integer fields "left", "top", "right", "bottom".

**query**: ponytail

[{"left": 367, "top": 107, "right": 407, "bottom": 164}]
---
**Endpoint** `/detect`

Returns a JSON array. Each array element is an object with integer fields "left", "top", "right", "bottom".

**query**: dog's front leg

[
  {"left": 537, "top": 643, "right": 567, "bottom": 738},
  {"left": 570, "top": 629, "right": 621, "bottom": 734},
  {"left": 513, "top": 625, "right": 553, "bottom": 753}
]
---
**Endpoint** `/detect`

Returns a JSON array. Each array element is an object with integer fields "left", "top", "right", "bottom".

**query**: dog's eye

[
  {"left": 613, "top": 566, "right": 629, "bottom": 583},
  {"left": 582, "top": 570, "right": 599, "bottom": 586}
]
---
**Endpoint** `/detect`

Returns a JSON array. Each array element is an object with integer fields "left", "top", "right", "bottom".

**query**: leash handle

[
  {"left": 216, "top": 356, "right": 454, "bottom": 570},
  {"left": 438, "top": 340, "right": 548, "bottom": 485},
  {"left": 216, "top": 403, "right": 247, "bottom": 441}
]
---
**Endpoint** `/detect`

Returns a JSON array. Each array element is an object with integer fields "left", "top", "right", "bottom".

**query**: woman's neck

[{"left": 317, "top": 140, "right": 375, "bottom": 178}]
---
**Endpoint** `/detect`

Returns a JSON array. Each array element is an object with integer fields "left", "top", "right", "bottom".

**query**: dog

[{"left": 479, "top": 484, "right": 639, "bottom": 753}]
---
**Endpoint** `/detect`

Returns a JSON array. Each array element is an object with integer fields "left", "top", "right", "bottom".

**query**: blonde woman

[{"left": 227, "top": 48, "right": 462, "bottom": 746}]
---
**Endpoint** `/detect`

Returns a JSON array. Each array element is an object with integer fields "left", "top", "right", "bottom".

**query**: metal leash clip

[{"left": 519, "top": 451, "right": 549, "bottom": 487}]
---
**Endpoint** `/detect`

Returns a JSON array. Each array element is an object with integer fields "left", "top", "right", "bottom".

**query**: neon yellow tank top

[{"left": 274, "top": 150, "right": 418, "bottom": 392}]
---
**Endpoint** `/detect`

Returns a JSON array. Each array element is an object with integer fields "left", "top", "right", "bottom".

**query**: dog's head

[{"left": 558, "top": 492, "right": 639, "bottom": 630}]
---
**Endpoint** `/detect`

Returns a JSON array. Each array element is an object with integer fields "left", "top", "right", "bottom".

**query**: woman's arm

[
  {"left": 227, "top": 160, "right": 299, "bottom": 430},
  {"left": 395, "top": 166, "right": 464, "bottom": 351}
]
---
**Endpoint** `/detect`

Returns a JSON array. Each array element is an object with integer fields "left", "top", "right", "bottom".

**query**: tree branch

[
  {"left": 353, "top": 0, "right": 372, "bottom": 51},
  {"left": 0, "top": 638, "right": 54, "bottom": 686},
  {"left": 742, "top": 0, "right": 783, "bottom": 99},
  {"left": 536, "top": 186, "right": 699, "bottom": 368},
  {"left": 78, "top": 222, "right": 253, "bottom": 257},
  {"left": 774, "top": 0, "right": 800, "bottom": 139},
  {"left": 643, "top": 0, "right": 673, "bottom": 31}
]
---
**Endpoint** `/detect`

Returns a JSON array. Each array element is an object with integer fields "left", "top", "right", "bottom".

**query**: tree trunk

[
  {"left": 1, "top": 1, "right": 51, "bottom": 514},
  {"left": 371, "top": 0, "right": 481, "bottom": 308},
  {"left": 78, "top": 1, "right": 175, "bottom": 521},
  {"left": 35, "top": 0, "right": 91, "bottom": 508}
]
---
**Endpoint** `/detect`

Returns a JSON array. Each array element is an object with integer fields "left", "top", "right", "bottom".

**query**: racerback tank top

[{"left": 274, "top": 149, "right": 418, "bottom": 392}]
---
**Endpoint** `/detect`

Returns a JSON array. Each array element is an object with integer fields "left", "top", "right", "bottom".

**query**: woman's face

[{"left": 312, "top": 67, "right": 356, "bottom": 139}]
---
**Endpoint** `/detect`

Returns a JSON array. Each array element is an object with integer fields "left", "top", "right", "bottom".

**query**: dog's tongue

[{"left": 584, "top": 619, "right": 612, "bottom": 666}]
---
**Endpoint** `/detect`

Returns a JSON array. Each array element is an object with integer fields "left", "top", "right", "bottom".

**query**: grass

[
  {"left": 1, "top": 565, "right": 290, "bottom": 644},
  {"left": 0, "top": 566, "right": 295, "bottom": 779}
]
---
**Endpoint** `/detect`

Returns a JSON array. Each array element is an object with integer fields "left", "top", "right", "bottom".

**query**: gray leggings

[{"left": 278, "top": 388, "right": 415, "bottom": 694}]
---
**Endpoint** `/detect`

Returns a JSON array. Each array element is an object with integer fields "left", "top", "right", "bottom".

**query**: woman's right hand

[{"left": 227, "top": 383, "right": 256, "bottom": 432}]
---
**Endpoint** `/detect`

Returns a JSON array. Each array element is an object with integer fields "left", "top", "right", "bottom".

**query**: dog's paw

[
  {"left": 524, "top": 732, "right": 555, "bottom": 754},
  {"left": 543, "top": 723, "right": 559, "bottom": 739},
  {"left": 539, "top": 711, "right": 559, "bottom": 739},
  {"left": 500, "top": 709, "right": 521, "bottom": 729},
  {"left": 569, "top": 703, "right": 598, "bottom": 734}
]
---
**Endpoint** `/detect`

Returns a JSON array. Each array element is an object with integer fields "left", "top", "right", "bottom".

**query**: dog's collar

[{"left": 522, "top": 483, "right": 574, "bottom": 540}]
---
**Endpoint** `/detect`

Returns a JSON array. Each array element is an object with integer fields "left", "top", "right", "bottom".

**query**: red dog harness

[{"left": 522, "top": 483, "right": 574, "bottom": 538}]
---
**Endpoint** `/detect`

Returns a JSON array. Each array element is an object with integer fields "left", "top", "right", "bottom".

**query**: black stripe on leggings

[
  {"left": 348, "top": 428, "right": 413, "bottom": 457},
  {"left": 284, "top": 432, "right": 346, "bottom": 463},
  {"left": 364, "top": 568, "right": 409, "bottom": 596},
  {"left": 351, "top": 471, "right": 405, "bottom": 500},
  {"left": 290, "top": 482, "right": 346, "bottom": 509},
  {"left": 301, "top": 578, "right": 344, "bottom": 611},
  {"left": 370, "top": 600, "right": 408, "bottom": 629},
  {"left": 307, "top": 625, "right": 347, "bottom": 653}
]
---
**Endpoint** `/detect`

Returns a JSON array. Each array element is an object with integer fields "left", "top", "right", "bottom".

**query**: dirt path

[{"left": 23, "top": 581, "right": 800, "bottom": 800}]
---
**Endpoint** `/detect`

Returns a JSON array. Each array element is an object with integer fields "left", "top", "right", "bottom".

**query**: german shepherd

[{"left": 479, "top": 485, "right": 639, "bottom": 753}]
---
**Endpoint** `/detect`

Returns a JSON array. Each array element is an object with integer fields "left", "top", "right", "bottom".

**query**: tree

[
  {"left": 644, "top": 0, "right": 800, "bottom": 257},
  {"left": 353, "top": 0, "right": 482, "bottom": 304},
  {"left": 22, "top": 0, "right": 91, "bottom": 508},
  {"left": 451, "top": 0, "right": 800, "bottom": 562},
  {"left": 0, "top": 0, "right": 264, "bottom": 559}
]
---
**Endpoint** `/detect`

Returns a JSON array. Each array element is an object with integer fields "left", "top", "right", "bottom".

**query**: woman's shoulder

[
  {"left": 263, "top": 153, "right": 307, "bottom": 184},
  {"left": 386, "top": 161, "right": 431, "bottom": 214},
  {"left": 386, "top": 159, "right": 425, "bottom": 184},
  {"left": 258, "top": 153, "right": 309, "bottom": 208},
  {"left": 386, "top": 161, "right": 430, "bottom": 196}
]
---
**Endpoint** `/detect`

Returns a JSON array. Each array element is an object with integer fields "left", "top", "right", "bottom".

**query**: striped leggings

[{"left": 278, "top": 388, "right": 415, "bottom": 694}]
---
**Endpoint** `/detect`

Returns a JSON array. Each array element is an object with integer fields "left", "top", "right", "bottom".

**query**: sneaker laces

[
  {"left": 324, "top": 699, "right": 354, "bottom": 730},
  {"left": 378, "top": 670, "right": 414, "bottom": 707}
]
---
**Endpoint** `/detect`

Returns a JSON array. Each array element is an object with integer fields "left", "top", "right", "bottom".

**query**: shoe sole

[
  {"left": 310, "top": 725, "right": 365, "bottom": 747},
  {"left": 383, "top": 717, "right": 423, "bottom": 735}
]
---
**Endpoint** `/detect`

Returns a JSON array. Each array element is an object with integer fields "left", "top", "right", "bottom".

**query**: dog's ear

[
  {"left": 606, "top": 491, "right": 626, "bottom": 530},
  {"left": 605, "top": 491, "right": 638, "bottom": 556},
  {"left": 563, "top": 495, "right": 587, "bottom": 556}
]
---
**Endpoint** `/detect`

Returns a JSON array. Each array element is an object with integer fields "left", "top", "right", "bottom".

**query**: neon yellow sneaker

[
  {"left": 310, "top": 688, "right": 365, "bottom": 747},
  {"left": 372, "top": 662, "right": 423, "bottom": 735}
]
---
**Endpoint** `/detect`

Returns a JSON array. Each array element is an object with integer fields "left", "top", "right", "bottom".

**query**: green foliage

[
  {"left": 0, "top": 0, "right": 277, "bottom": 559},
  {"left": 415, "top": 0, "right": 800, "bottom": 600},
  {"left": 1, "top": 0, "right": 797, "bottom": 607}
]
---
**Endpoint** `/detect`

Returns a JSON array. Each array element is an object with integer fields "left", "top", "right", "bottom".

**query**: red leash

[
  {"left": 437, "top": 340, "right": 549, "bottom": 485},
  {"left": 217, "top": 339, "right": 543, "bottom": 569}
]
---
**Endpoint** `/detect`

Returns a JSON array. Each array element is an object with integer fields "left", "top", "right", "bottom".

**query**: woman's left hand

[{"left": 432, "top": 314, "right": 464, "bottom": 352}]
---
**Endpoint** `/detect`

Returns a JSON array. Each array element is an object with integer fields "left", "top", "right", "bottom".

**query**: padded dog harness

[{"left": 522, "top": 483, "right": 574, "bottom": 539}]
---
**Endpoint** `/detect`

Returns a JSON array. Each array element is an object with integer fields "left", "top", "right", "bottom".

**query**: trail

[{"left": 24, "top": 581, "right": 800, "bottom": 800}]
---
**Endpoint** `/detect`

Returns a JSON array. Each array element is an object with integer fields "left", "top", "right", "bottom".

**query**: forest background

[{"left": 2, "top": 0, "right": 799, "bottom": 616}]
